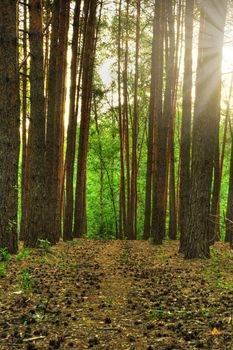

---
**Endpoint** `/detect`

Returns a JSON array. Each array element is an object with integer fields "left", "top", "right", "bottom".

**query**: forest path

[{"left": 0, "top": 240, "right": 232, "bottom": 350}]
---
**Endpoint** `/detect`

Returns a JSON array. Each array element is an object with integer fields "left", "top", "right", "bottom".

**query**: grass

[
  {"left": 16, "top": 249, "right": 31, "bottom": 262},
  {"left": 37, "top": 239, "right": 51, "bottom": 252},
  {"left": 200, "top": 246, "right": 233, "bottom": 292},
  {"left": 0, "top": 248, "right": 11, "bottom": 264},
  {"left": 19, "top": 269, "right": 33, "bottom": 291},
  {"left": 0, "top": 264, "right": 6, "bottom": 278}
]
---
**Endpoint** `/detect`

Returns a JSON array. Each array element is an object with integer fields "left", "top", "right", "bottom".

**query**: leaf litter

[{"left": 0, "top": 240, "right": 232, "bottom": 349}]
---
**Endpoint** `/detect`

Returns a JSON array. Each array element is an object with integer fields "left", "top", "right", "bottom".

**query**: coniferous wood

[
  {"left": 0, "top": 0, "right": 20, "bottom": 253},
  {"left": 184, "top": 0, "right": 227, "bottom": 259}
]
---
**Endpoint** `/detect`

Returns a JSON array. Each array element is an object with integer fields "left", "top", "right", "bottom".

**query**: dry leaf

[{"left": 210, "top": 328, "right": 221, "bottom": 335}]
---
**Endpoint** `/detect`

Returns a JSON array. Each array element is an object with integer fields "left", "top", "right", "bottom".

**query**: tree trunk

[
  {"left": 128, "top": 0, "right": 140, "bottom": 241},
  {"left": 24, "top": 0, "right": 46, "bottom": 247},
  {"left": 226, "top": 132, "right": 233, "bottom": 248},
  {"left": 117, "top": 0, "right": 126, "bottom": 239},
  {"left": 46, "top": 0, "right": 70, "bottom": 243},
  {"left": 46, "top": 0, "right": 61, "bottom": 243},
  {"left": 151, "top": 0, "right": 170, "bottom": 245},
  {"left": 73, "top": 0, "right": 98, "bottom": 238},
  {"left": 184, "top": 0, "right": 227, "bottom": 259},
  {"left": 0, "top": 0, "right": 20, "bottom": 253},
  {"left": 143, "top": 0, "right": 162, "bottom": 240},
  {"left": 63, "top": 0, "right": 81, "bottom": 241},
  {"left": 211, "top": 73, "right": 233, "bottom": 243},
  {"left": 20, "top": 0, "right": 29, "bottom": 241},
  {"left": 179, "top": 0, "right": 194, "bottom": 252}
]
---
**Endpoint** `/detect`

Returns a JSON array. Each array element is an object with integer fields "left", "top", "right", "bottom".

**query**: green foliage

[
  {"left": 201, "top": 247, "right": 233, "bottom": 291},
  {"left": 15, "top": 249, "right": 31, "bottom": 262},
  {"left": 38, "top": 298, "right": 49, "bottom": 311},
  {"left": 20, "top": 269, "right": 33, "bottom": 291},
  {"left": 149, "top": 308, "right": 167, "bottom": 319},
  {"left": 102, "top": 298, "right": 113, "bottom": 307},
  {"left": 149, "top": 308, "right": 193, "bottom": 320},
  {"left": 0, "top": 263, "right": 6, "bottom": 278},
  {"left": 37, "top": 239, "right": 51, "bottom": 252},
  {"left": 0, "top": 248, "right": 11, "bottom": 264},
  {"left": 66, "top": 239, "right": 82, "bottom": 245},
  {"left": 30, "top": 257, "right": 48, "bottom": 264},
  {"left": 120, "top": 251, "right": 129, "bottom": 259},
  {"left": 200, "top": 308, "right": 211, "bottom": 318}
]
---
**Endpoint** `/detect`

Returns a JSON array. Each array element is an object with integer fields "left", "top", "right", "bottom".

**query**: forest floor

[{"left": 0, "top": 240, "right": 232, "bottom": 350}]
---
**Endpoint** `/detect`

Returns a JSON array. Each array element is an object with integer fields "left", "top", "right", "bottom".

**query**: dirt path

[{"left": 0, "top": 240, "right": 232, "bottom": 349}]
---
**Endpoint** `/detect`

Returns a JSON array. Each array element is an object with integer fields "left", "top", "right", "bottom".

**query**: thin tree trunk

[
  {"left": 46, "top": 0, "right": 70, "bottom": 243},
  {"left": 117, "top": 0, "right": 126, "bottom": 239},
  {"left": 20, "top": 0, "right": 29, "bottom": 241},
  {"left": 225, "top": 128, "right": 233, "bottom": 246},
  {"left": 63, "top": 0, "right": 81, "bottom": 241},
  {"left": 143, "top": 0, "right": 161, "bottom": 240},
  {"left": 210, "top": 73, "right": 233, "bottom": 243},
  {"left": 179, "top": 0, "right": 194, "bottom": 252},
  {"left": 46, "top": 0, "right": 61, "bottom": 243},
  {"left": 151, "top": 0, "right": 170, "bottom": 245},
  {"left": 128, "top": 0, "right": 140, "bottom": 241},
  {"left": 123, "top": 0, "right": 130, "bottom": 239},
  {"left": 73, "top": 0, "right": 98, "bottom": 238}
]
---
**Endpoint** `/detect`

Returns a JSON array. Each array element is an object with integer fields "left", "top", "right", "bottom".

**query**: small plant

[
  {"left": 149, "top": 308, "right": 193, "bottom": 320},
  {"left": 120, "top": 251, "right": 129, "bottom": 259},
  {"left": 38, "top": 298, "right": 49, "bottom": 311},
  {"left": 149, "top": 308, "right": 167, "bottom": 319},
  {"left": 217, "top": 280, "right": 233, "bottom": 292},
  {"left": 159, "top": 250, "right": 168, "bottom": 262},
  {"left": 16, "top": 249, "right": 31, "bottom": 262},
  {"left": 37, "top": 239, "right": 51, "bottom": 252},
  {"left": 30, "top": 257, "right": 48, "bottom": 264},
  {"left": 20, "top": 269, "right": 33, "bottom": 291},
  {"left": 103, "top": 298, "right": 113, "bottom": 307},
  {"left": 66, "top": 239, "right": 81, "bottom": 245},
  {"left": 0, "top": 263, "right": 6, "bottom": 278},
  {"left": 201, "top": 308, "right": 210, "bottom": 318},
  {"left": 0, "top": 248, "right": 11, "bottom": 264}
]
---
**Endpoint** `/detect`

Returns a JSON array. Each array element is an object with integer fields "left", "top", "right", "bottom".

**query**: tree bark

[
  {"left": 73, "top": 0, "right": 98, "bottom": 238},
  {"left": 128, "top": 0, "right": 140, "bottom": 241},
  {"left": 46, "top": 0, "right": 70, "bottom": 243},
  {"left": 179, "top": 0, "right": 194, "bottom": 251},
  {"left": 63, "top": 0, "right": 81, "bottom": 241},
  {"left": 143, "top": 0, "right": 162, "bottom": 240},
  {"left": 184, "top": 0, "right": 227, "bottom": 259},
  {"left": 0, "top": 0, "right": 20, "bottom": 253},
  {"left": 24, "top": 0, "right": 46, "bottom": 247},
  {"left": 20, "top": 0, "right": 29, "bottom": 241}
]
